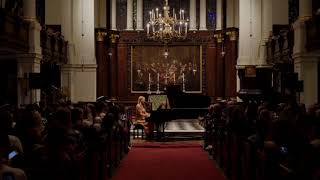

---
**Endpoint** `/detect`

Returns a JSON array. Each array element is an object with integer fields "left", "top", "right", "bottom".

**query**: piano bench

[{"left": 133, "top": 124, "right": 145, "bottom": 139}]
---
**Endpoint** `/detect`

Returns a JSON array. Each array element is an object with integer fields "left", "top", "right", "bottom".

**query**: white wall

[
  {"left": 272, "top": 0, "right": 289, "bottom": 24},
  {"left": 45, "top": 0, "right": 61, "bottom": 25}
]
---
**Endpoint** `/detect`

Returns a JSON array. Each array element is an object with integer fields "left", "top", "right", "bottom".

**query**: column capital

[
  {"left": 110, "top": 34, "right": 120, "bottom": 44},
  {"left": 214, "top": 33, "right": 224, "bottom": 43},
  {"left": 226, "top": 30, "right": 238, "bottom": 41},
  {"left": 96, "top": 31, "right": 107, "bottom": 42}
]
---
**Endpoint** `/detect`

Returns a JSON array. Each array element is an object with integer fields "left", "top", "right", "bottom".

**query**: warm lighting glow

[{"left": 146, "top": 0, "right": 189, "bottom": 43}]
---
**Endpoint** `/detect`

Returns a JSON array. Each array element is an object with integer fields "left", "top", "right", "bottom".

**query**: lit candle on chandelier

[
  {"left": 183, "top": 73, "right": 185, "bottom": 83},
  {"left": 149, "top": 73, "right": 151, "bottom": 84},
  {"left": 147, "top": 23, "right": 150, "bottom": 34},
  {"left": 157, "top": 73, "right": 160, "bottom": 84},
  {"left": 149, "top": 11, "right": 152, "bottom": 21},
  {"left": 173, "top": 73, "right": 176, "bottom": 84},
  {"left": 185, "top": 22, "right": 188, "bottom": 34},
  {"left": 181, "top": 10, "right": 185, "bottom": 20},
  {"left": 156, "top": 8, "right": 159, "bottom": 18}
]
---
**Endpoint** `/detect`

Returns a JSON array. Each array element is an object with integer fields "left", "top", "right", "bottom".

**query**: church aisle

[{"left": 112, "top": 144, "right": 226, "bottom": 180}]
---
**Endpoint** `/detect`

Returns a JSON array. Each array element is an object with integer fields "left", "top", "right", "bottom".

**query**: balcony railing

[
  {"left": 40, "top": 27, "right": 68, "bottom": 64},
  {"left": 0, "top": 8, "right": 29, "bottom": 54},
  {"left": 266, "top": 29, "right": 293, "bottom": 65}
]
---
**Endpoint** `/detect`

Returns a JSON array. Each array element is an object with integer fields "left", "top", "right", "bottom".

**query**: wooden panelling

[
  {"left": 117, "top": 43, "right": 127, "bottom": 98},
  {"left": 95, "top": 29, "right": 239, "bottom": 101},
  {"left": 206, "top": 41, "right": 217, "bottom": 97},
  {"left": 96, "top": 40, "right": 109, "bottom": 97}
]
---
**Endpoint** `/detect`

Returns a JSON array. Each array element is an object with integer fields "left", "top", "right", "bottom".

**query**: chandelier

[{"left": 146, "top": 0, "right": 189, "bottom": 43}]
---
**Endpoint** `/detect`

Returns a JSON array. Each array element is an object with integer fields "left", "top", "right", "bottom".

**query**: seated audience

[{"left": 0, "top": 137, "right": 27, "bottom": 180}]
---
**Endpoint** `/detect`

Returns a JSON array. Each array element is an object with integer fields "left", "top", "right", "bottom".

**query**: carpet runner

[{"left": 112, "top": 143, "right": 226, "bottom": 180}]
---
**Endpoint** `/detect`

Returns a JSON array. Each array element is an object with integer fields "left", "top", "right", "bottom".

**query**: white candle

[
  {"left": 147, "top": 23, "right": 150, "bottom": 34},
  {"left": 185, "top": 22, "right": 188, "bottom": 34},
  {"left": 179, "top": 10, "right": 181, "bottom": 19},
  {"left": 156, "top": 8, "right": 159, "bottom": 18},
  {"left": 173, "top": 73, "right": 176, "bottom": 83},
  {"left": 157, "top": 73, "right": 160, "bottom": 81},
  {"left": 149, "top": 73, "right": 151, "bottom": 83},
  {"left": 183, "top": 73, "right": 185, "bottom": 83},
  {"left": 149, "top": 11, "right": 152, "bottom": 21},
  {"left": 173, "top": 8, "right": 175, "bottom": 17},
  {"left": 182, "top": 10, "right": 185, "bottom": 20}
]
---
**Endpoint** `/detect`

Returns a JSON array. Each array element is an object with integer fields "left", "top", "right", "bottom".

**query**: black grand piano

[{"left": 148, "top": 85, "right": 211, "bottom": 140}]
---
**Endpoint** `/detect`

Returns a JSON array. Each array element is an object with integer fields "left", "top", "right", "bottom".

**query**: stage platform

[{"left": 131, "top": 119, "right": 205, "bottom": 140}]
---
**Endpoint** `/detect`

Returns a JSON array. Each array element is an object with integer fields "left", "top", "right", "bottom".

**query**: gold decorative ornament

[
  {"left": 226, "top": 31, "right": 238, "bottom": 41},
  {"left": 96, "top": 31, "right": 107, "bottom": 41},
  {"left": 214, "top": 33, "right": 224, "bottom": 43},
  {"left": 146, "top": 0, "right": 189, "bottom": 43},
  {"left": 110, "top": 34, "right": 120, "bottom": 44}
]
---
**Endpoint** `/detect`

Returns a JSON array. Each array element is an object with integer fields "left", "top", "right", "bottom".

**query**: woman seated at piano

[{"left": 135, "top": 96, "right": 152, "bottom": 137}]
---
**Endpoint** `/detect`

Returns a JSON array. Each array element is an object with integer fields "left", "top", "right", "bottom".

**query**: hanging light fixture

[{"left": 146, "top": 0, "right": 189, "bottom": 43}]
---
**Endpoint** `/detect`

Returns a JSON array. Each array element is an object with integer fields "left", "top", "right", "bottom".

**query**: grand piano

[{"left": 148, "top": 85, "right": 211, "bottom": 140}]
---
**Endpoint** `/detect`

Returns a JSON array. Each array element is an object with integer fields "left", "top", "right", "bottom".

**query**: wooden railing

[
  {"left": 0, "top": 8, "right": 29, "bottom": 54},
  {"left": 40, "top": 28, "right": 68, "bottom": 64},
  {"left": 266, "top": 29, "right": 293, "bottom": 65}
]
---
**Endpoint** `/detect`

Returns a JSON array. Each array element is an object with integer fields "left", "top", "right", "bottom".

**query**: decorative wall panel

[{"left": 130, "top": 45, "right": 202, "bottom": 93}]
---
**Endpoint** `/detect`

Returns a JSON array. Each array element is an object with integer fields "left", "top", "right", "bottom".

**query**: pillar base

[
  {"left": 236, "top": 65, "right": 273, "bottom": 101},
  {"left": 61, "top": 64, "right": 97, "bottom": 103}
]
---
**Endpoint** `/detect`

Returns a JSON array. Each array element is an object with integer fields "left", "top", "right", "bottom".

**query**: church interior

[{"left": 0, "top": 0, "right": 320, "bottom": 179}]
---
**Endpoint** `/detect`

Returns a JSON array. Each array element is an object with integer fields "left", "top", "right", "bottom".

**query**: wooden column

[
  {"left": 95, "top": 29, "right": 108, "bottom": 97},
  {"left": 206, "top": 35, "right": 217, "bottom": 97},
  {"left": 110, "top": 33, "right": 119, "bottom": 98},
  {"left": 117, "top": 41, "right": 127, "bottom": 99},
  {"left": 225, "top": 28, "right": 238, "bottom": 98},
  {"left": 214, "top": 31, "right": 224, "bottom": 98}
]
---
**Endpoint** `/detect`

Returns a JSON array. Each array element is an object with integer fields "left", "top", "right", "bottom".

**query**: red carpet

[{"left": 113, "top": 144, "right": 226, "bottom": 180}]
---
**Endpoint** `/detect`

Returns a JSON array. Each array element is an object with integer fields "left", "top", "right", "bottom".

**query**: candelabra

[
  {"left": 156, "top": 73, "right": 160, "bottom": 94},
  {"left": 148, "top": 73, "right": 151, "bottom": 94},
  {"left": 146, "top": 0, "right": 189, "bottom": 43},
  {"left": 182, "top": 73, "right": 186, "bottom": 92}
]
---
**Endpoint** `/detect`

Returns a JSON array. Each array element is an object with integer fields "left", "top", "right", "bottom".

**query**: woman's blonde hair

[{"left": 137, "top": 96, "right": 145, "bottom": 104}]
